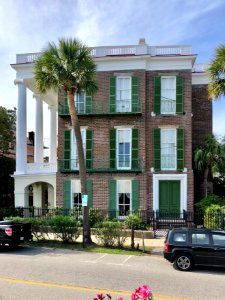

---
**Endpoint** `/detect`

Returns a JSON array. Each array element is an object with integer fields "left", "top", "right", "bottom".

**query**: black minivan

[{"left": 164, "top": 227, "right": 225, "bottom": 271}]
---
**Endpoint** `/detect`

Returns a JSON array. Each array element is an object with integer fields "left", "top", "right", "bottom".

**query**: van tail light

[
  {"left": 164, "top": 242, "right": 169, "bottom": 253},
  {"left": 5, "top": 228, "right": 13, "bottom": 237}
]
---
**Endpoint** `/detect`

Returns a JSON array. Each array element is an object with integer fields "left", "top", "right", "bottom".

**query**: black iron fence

[{"left": 0, "top": 207, "right": 224, "bottom": 231}]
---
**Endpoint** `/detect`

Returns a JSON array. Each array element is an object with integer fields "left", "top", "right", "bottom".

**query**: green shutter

[
  {"left": 177, "top": 128, "right": 184, "bottom": 171},
  {"left": 86, "top": 129, "right": 93, "bottom": 170},
  {"left": 64, "top": 130, "right": 71, "bottom": 170},
  {"left": 85, "top": 95, "right": 92, "bottom": 113},
  {"left": 154, "top": 76, "right": 161, "bottom": 115},
  {"left": 64, "top": 180, "right": 71, "bottom": 209},
  {"left": 132, "top": 128, "right": 139, "bottom": 170},
  {"left": 132, "top": 76, "right": 139, "bottom": 112},
  {"left": 132, "top": 180, "right": 139, "bottom": 212},
  {"left": 176, "top": 76, "right": 184, "bottom": 114},
  {"left": 64, "top": 92, "right": 69, "bottom": 114},
  {"left": 154, "top": 128, "right": 161, "bottom": 171},
  {"left": 109, "top": 77, "right": 116, "bottom": 113},
  {"left": 109, "top": 129, "right": 116, "bottom": 169},
  {"left": 109, "top": 180, "right": 117, "bottom": 219},
  {"left": 87, "top": 180, "right": 93, "bottom": 208}
]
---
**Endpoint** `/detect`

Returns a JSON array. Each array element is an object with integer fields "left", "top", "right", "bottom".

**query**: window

[
  {"left": 191, "top": 233, "right": 210, "bottom": 245},
  {"left": 74, "top": 92, "right": 85, "bottom": 113},
  {"left": 71, "top": 129, "right": 86, "bottom": 170},
  {"left": 117, "top": 180, "right": 131, "bottom": 217},
  {"left": 71, "top": 180, "right": 82, "bottom": 209},
  {"left": 173, "top": 233, "right": 187, "bottom": 243},
  {"left": 154, "top": 76, "right": 183, "bottom": 115},
  {"left": 212, "top": 234, "right": 225, "bottom": 246},
  {"left": 161, "top": 76, "right": 176, "bottom": 114},
  {"left": 117, "top": 129, "right": 131, "bottom": 169},
  {"left": 161, "top": 129, "right": 176, "bottom": 170},
  {"left": 116, "top": 77, "right": 131, "bottom": 112}
]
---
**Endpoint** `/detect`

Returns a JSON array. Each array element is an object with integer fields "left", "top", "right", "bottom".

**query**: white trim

[
  {"left": 116, "top": 128, "right": 132, "bottom": 170},
  {"left": 153, "top": 173, "right": 187, "bottom": 213}
]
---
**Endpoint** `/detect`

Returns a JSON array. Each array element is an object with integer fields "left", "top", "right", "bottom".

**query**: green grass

[{"left": 25, "top": 240, "right": 152, "bottom": 256}]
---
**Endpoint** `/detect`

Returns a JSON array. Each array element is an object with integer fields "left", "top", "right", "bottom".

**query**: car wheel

[{"left": 173, "top": 254, "right": 193, "bottom": 271}]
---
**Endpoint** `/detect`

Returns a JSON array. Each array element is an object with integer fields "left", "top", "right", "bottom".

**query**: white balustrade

[{"left": 16, "top": 45, "right": 193, "bottom": 64}]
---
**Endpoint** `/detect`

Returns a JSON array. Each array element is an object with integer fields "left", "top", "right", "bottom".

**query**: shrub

[
  {"left": 195, "top": 194, "right": 225, "bottom": 212},
  {"left": 95, "top": 221, "right": 127, "bottom": 247},
  {"left": 28, "top": 218, "right": 51, "bottom": 240},
  {"left": 49, "top": 215, "right": 80, "bottom": 243},
  {"left": 89, "top": 209, "right": 106, "bottom": 228},
  {"left": 204, "top": 205, "right": 225, "bottom": 229}
]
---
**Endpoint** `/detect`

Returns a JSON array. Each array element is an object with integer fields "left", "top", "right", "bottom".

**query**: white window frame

[
  {"left": 161, "top": 128, "right": 176, "bottom": 170},
  {"left": 117, "top": 179, "right": 132, "bottom": 219},
  {"left": 74, "top": 92, "right": 85, "bottom": 113},
  {"left": 161, "top": 76, "right": 176, "bottom": 115},
  {"left": 116, "top": 128, "right": 132, "bottom": 170},
  {"left": 71, "top": 129, "right": 86, "bottom": 170},
  {"left": 116, "top": 76, "right": 132, "bottom": 112},
  {"left": 71, "top": 180, "right": 81, "bottom": 208}
]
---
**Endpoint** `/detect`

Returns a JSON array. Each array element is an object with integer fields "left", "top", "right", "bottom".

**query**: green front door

[{"left": 159, "top": 180, "right": 180, "bottom": 213}]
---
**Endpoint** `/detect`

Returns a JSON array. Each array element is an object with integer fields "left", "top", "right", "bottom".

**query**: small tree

[
  {"left": 0, "top": 106, "right": 16, "bottom": 156},
  {"left": 125, "top": 213, "right": 142, "bottom": 249}
]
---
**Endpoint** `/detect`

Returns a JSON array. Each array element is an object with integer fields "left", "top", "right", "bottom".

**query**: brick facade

[{"left": 56, "top": 66, "right": 211, "bottom": 214}]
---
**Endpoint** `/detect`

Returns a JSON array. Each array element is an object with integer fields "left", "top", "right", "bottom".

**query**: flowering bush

[{"left": 93, "top": 285, "right": 153, "bottom": 300}]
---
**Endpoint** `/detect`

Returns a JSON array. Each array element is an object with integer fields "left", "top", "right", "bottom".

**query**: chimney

[{"left": 139, "top": 38, "right": 146, "bottom": 45}]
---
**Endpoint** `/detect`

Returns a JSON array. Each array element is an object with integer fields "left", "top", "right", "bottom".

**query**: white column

[
  {"left": 49, "top": 105, "right": 57, "bottom": 163},
  {"left": 14, "top": 79, "right": 27, "bottom": 174},
  {"left": 33, "top": 95, "right": 43, "bottom": 163}
]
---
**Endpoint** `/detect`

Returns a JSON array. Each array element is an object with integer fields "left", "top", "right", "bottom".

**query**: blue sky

[{"left": 0, "top": 0, "right": 225, "bottom": 139}]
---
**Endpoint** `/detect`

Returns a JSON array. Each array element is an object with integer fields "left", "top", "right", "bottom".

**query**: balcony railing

[
  {"left": 16, "top": 45, "right": 193, "bottom": 64},
  {"left": 58, "top": 158, "right": 143, "bottom": 173},
  {"left": 26, "top": 163, "right": 57, "bottom": 174},
  {"left": 58, "top": 102, "right": 142, "bottom": 116}
]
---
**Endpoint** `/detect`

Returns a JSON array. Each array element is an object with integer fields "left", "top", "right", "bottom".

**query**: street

[{"left": 0, "top": 246, "right": 224, "bottom": 300}]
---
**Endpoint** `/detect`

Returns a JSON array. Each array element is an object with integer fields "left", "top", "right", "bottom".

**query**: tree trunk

[
  {"left": 204, "top": 168, "right": 209, "bottom": 198},
  {"left": 67, "top": 91, "right": 92, "bottom": 245}
]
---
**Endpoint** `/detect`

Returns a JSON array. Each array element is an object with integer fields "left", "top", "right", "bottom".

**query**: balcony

[
  {"left": 58, "top": 101, "right": 142, "bottom": 116},
  {"left": 26, "top": 163, "right": 57, "bottom": 174},
  {"left": 58, "top": 158, "right": 143, "bottom": 173}
]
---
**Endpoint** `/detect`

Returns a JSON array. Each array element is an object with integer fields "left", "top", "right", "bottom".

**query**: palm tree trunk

[
  {"left": 67, "top": 91, "right": 92, "bottom": 245},
  {"left": 204, "top": 168, "right": 209, "bottom": 198}
]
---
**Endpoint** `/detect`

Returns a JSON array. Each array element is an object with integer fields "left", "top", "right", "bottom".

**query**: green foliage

[
  {"left": 0, "top": 106, "right": 16, "bottom": 155},
  {"left": 204, "top": 205, "right": 225, "bottom": 229},
  {"left": 124, "top": 213, "right": 142, "bottom": 229},
  {"left": 95, "top": 221, "right": 127, "bottom": 247},
  {"left": 195, "top": 194, "right": 225, "bottom": 212},
  {"left": 49, "top": 215, "right": 80, "bottom": 243},
  {"left": 0, "top": 157, "right": 15, "bottom": 207},
  {"left": 89, "top": 209, "right": 106, "bottom": 227},
  {"left": 208, "top": 44, "right": 225, "bottom": 99},
  {"left": 28, "top": 218, "right": 51, "bottom": 240}
]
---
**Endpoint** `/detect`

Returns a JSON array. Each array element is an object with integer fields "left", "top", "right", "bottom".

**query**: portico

[{"left": 11, "top": 61, "right": 58, "bottom": 208}]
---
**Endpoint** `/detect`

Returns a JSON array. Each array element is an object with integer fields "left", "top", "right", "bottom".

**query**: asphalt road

[{"left": 0, "top": 245, "right": 224, "bottom": 300}]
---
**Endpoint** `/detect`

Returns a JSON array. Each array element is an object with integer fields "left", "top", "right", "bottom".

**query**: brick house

[{"left": 11, "top": 39, "right": 211, "bottom": 216}]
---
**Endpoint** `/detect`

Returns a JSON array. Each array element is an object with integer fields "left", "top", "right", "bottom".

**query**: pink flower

[
  {"left": 131, "top": 292, "right": 139, "bottom": 300},
  {"left": 117, "top": 297, "right": 124, "bottom": 300},
  {"left": 139, "top": 285, "right": 152, "bottom": 299}
]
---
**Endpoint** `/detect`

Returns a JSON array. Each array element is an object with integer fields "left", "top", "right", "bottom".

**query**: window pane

[
  {"left": 191, "top": 233, "right": 210, "bottom": 245},
  {"left": 116, "top": 77, "right": 131, "bottom": 112},
  {"left": 161, "top": 77, "right": 176, "bottom": 114},
  {"left": 161, "top": 129, "right": 176, "bottom": 170},
  {"left": 212, "top": 234, "right": 225, "bottom": 246},
  {"left": 117, "top": 130, "right": 131, "bottom": 169},
  {"left": 75, "top": 92, "right": 85, "bottom": 113}
]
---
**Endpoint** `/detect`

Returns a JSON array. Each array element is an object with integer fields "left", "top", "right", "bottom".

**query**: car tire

[{"left": 173, "top": 253, "right": 193, "bottom": 271}]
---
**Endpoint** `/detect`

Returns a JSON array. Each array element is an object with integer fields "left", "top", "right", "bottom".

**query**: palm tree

[
  {"left": 194, "top": 134, "right": 222, "bottom": 198},
  {"left": 34, "top": 38, "right": 98, "bottom": 245},
  {"left": 208, "top": 44, "right": 225, "bottom": 99}
]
